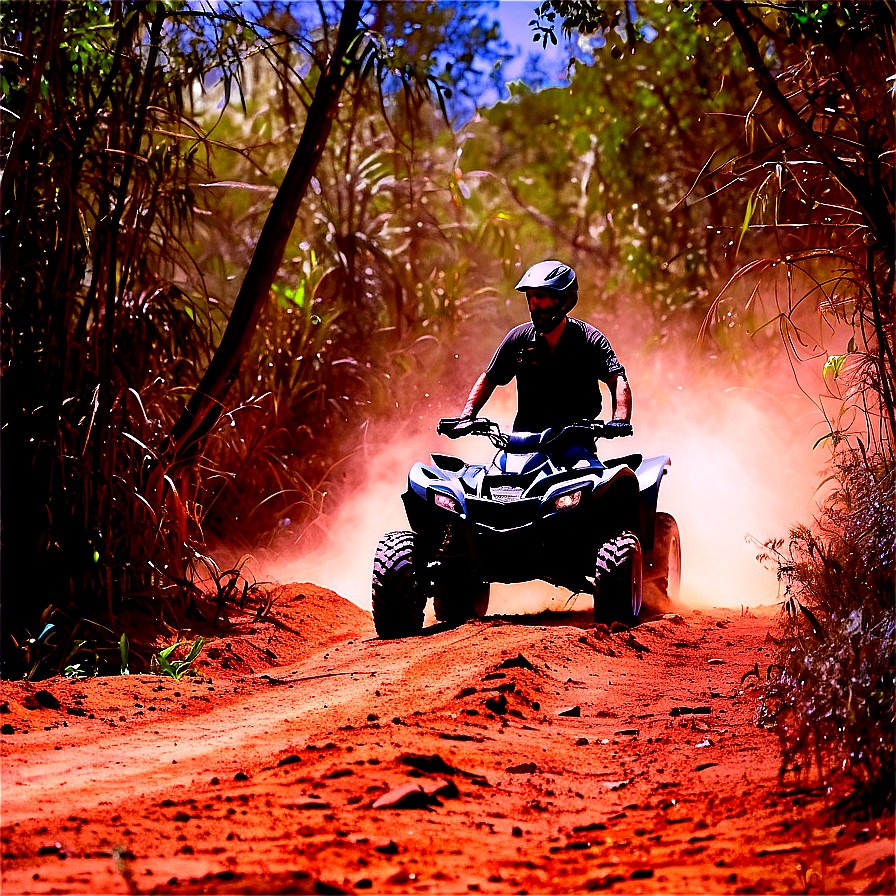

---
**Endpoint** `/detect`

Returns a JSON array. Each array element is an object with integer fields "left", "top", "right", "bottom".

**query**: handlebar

[
  {"left": 437, "top": 417, "right": 506, "bottom": 447},
  {"left": 437, "top": 417, "right": 632, "bottom": 452},
  {"left": 438, "top": 417, "right": 496, "bottom": 437}
]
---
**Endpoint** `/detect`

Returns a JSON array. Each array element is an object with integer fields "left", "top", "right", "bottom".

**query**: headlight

[
  {"left": 434, "top": 492, "right": 459, "bottom": 513},
  {"left": 554, "top": 490, "right": 582, "bottom": 511}
]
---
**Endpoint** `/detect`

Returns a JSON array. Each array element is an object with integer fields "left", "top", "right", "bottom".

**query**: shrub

[{"left": 758, "top": 449, "right": 895, "bottom": 813}]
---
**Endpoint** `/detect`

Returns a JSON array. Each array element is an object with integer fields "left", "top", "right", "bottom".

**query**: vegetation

[
  {"left": 464, "top": 3, "right": 755, "bottom": 310},
  {"left": 2, "top": 0, "right": 892, "bottom": 815},
  {"left": 537, "top": 0, "right": 893, "bottom": 814},
  {"left": 758, "top": 452, "right": 894, "bottom": 812},
  {"left": 714, "top": 0, "right": 894, "bottom": 815},
  {"left": 0, "top": 0, "right": 508, "bottom": 678},
  {"left": 150, "top": 635, "right": 208, "bottom": 680}
]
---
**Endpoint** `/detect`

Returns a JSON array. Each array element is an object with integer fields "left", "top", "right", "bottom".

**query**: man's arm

[
  {"left": 607, "top": 373, "right": 632, "bottom": 422},
  {"left": 461, "top": 372, "right": 496, "bottom": 419}
]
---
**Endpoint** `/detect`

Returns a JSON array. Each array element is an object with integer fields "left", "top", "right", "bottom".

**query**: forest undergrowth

[
  {"left": 2, "top": 0, "right": 892, "bottom": 822},
  {"left": 758, "top": 449, "right": 894, "bottom": 815}
]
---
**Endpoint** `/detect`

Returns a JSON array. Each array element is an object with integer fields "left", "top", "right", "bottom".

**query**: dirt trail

[{"left": 1, "top": 585, "right": 892, "bottom": 895}]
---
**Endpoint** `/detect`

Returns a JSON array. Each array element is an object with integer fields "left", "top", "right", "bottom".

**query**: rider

[{"left": 460, "top": 260, "right": 632, "bottom": 433}]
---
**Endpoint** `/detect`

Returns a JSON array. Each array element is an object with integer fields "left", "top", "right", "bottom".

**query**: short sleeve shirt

[{"left": 485, "top": 318, "right": 625, "bottom": 432}]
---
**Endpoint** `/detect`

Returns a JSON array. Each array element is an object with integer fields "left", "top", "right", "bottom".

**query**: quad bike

[{"left": 372, "top": 417, "right": 681, "bottom": 639}]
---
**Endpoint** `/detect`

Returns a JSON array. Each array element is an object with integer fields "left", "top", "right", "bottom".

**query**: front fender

[
  {"left": 588, "top": 464, "right": 641, "bottom": 536},
  {"left": 635, "top": 455, "right": 671, "bottom": 549}
]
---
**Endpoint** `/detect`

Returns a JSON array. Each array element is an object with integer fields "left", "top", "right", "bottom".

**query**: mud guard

[{"left": 635, "top": 455, "right": 671, "bottom": 551}]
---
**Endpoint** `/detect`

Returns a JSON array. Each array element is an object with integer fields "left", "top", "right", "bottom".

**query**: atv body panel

[{"left": 402, "top": 424, "right": 669, "bottom": 596}]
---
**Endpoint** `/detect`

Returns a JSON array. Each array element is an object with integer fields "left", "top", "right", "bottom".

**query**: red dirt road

[{"left": 1, "top": 585, "right": 893, "bottom": 895}]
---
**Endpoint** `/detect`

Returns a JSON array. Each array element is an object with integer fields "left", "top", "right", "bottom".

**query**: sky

[
  {"left": 484, "top": 0, "right": 576, "bottom": 104},
  {"left": 492, "top": 0, "right": 571, "bottom": 77}
]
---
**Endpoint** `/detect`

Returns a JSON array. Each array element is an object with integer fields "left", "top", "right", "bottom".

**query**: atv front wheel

[
  {"left": 594, "top": 531, "right": 643, "bottom": 627},
  {"left": 644, "top": 512, "right": 681, "bottom": 612},
  {"left": 372, "top": 531, "right": 426, "bottom": 638},
  {"left": 432, "top": 580, "right": 490, "bottom": 626}
]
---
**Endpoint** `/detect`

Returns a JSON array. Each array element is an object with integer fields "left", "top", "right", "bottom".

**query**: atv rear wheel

[
  {"left": 644, "top": 512, "right": 681, "bottom": 613},
  {"left": 594, "top": 531, "right": 643, "bottom": 627},
  {"left": 432, "top": 580, "right": 490, "bottom": 626},
  {"left": 372, "top": 531, "right": 426, "bottom": 638}
]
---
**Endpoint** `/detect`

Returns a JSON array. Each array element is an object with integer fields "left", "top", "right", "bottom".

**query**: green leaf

[
  {"left": 813, "top": 430, "right": 845, "bottom": 450},
  {"left": 155, "top": 654, "right": 175, "bottom": 676},
  {"left": 159, "top": 640, "right": 184, "bottom": 660},
  {"left": 823, "top": 354, "right": 846, "bottom": 379},
  {"left": 736, "top": 189, "right": 758, "bottom": 256},
  {"left": 183, "top": 636, "right": 206, "bottom": 664},
  {"left": 120, "top": 633, "right": 130, "bottom": 675}
]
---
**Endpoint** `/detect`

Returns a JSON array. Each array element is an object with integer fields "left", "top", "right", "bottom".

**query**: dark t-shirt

[{"left": 485, "top": 317, "right": 625, "bottom": 432}]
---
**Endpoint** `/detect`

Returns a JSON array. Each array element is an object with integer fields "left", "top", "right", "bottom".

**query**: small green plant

[
  {"left": 63, "top": 624, "right": 132, "bottom": 678},
  {"left": 11, "top": 609, "right": 59, "bottom": 680},
  {"left": 150, "top": 636, "right": 207, "bottom": 680},
  {"left": 13, "top": 609, "right": 134, "bottom": 680},
  {"left": 119, "top": 633, "right": 130, "bottom": 675}
]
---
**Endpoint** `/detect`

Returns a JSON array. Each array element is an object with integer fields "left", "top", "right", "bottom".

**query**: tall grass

[
  {"left": 0, "top": 2, "right": 352, "bottom": 677},
  {"left": 0, "top": 2, "right": 512, "bottom": 679},
  {"left": 758, "top": 451, "right": 894, "bottom": 813}
]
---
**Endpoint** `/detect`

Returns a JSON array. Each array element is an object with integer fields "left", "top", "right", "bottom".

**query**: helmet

[{"left": 514, "top": 261, "right": 578, "bottom": 333}]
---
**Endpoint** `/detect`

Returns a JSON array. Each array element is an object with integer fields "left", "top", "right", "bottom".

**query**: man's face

[{"left": 526, "top": 289, "right": 564, "bottom": 333}]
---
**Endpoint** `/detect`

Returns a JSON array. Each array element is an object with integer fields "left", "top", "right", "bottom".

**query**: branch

[
  {"left": 713, "top": 1, "right": 893, "bottom": 252},
  {"left": 161, "top": 2, "right": 364, "bottom": 470}
]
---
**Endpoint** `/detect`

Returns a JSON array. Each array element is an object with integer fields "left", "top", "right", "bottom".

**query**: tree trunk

[{"left": 161, "top": 1, "right": 363, "bottom": 471}]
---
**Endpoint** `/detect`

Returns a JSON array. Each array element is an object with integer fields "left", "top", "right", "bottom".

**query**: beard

[{"left": 530, "top": 306, "right": 565, "bottom": 333}]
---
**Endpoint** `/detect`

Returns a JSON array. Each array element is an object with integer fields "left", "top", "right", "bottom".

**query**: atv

[{"left": 371, "top": 417, "right": 680, "bottom": 638}]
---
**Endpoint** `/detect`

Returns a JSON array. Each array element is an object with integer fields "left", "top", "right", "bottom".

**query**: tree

[
  {"left": 533, "top": 0, "right": 893, "bottom": 453},
  {"left": 158, "top": 2, "right": 364, "bottom": 472},
  {"left": 535, "top": 0, "right": 895, "bottom": 813},
  {"left": 0, "top": 0, "right": 511, "bottom": 677}
]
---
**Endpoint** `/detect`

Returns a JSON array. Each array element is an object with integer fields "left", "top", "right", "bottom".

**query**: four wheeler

[{"left": 371, "top": 417, "right": 680, "bottom": 638}]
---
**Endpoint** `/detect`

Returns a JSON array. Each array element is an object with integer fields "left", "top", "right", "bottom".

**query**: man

[{"left": 460, "top": 260, "right": 632, "bottom": 433}]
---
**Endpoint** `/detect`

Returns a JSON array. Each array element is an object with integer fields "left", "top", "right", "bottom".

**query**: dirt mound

[
  {"left": 2, "top": 601, "right": 893, "bottom": 895},
  {"left": 0, "top": 584, "right": 373, "bottom": 738},
  {"left": 192, "top": 583, "right": 376, "bottom": 678}
]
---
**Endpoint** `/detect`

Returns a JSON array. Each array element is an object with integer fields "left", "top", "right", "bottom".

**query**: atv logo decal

[{"left": 491, "top": 486, "right": 524, "bottom": 504}]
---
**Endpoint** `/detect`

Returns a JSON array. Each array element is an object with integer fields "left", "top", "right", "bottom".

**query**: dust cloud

[
  {"left": 258, "top": 338, "right": 826, "bottom": 617},
  {"left": 635, "top": 368, "right": 823, "bottom": 610}
]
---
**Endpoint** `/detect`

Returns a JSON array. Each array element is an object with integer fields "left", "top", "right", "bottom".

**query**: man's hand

[{"left": 438, "top": 417, "right": 482, "bottom": 438}]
